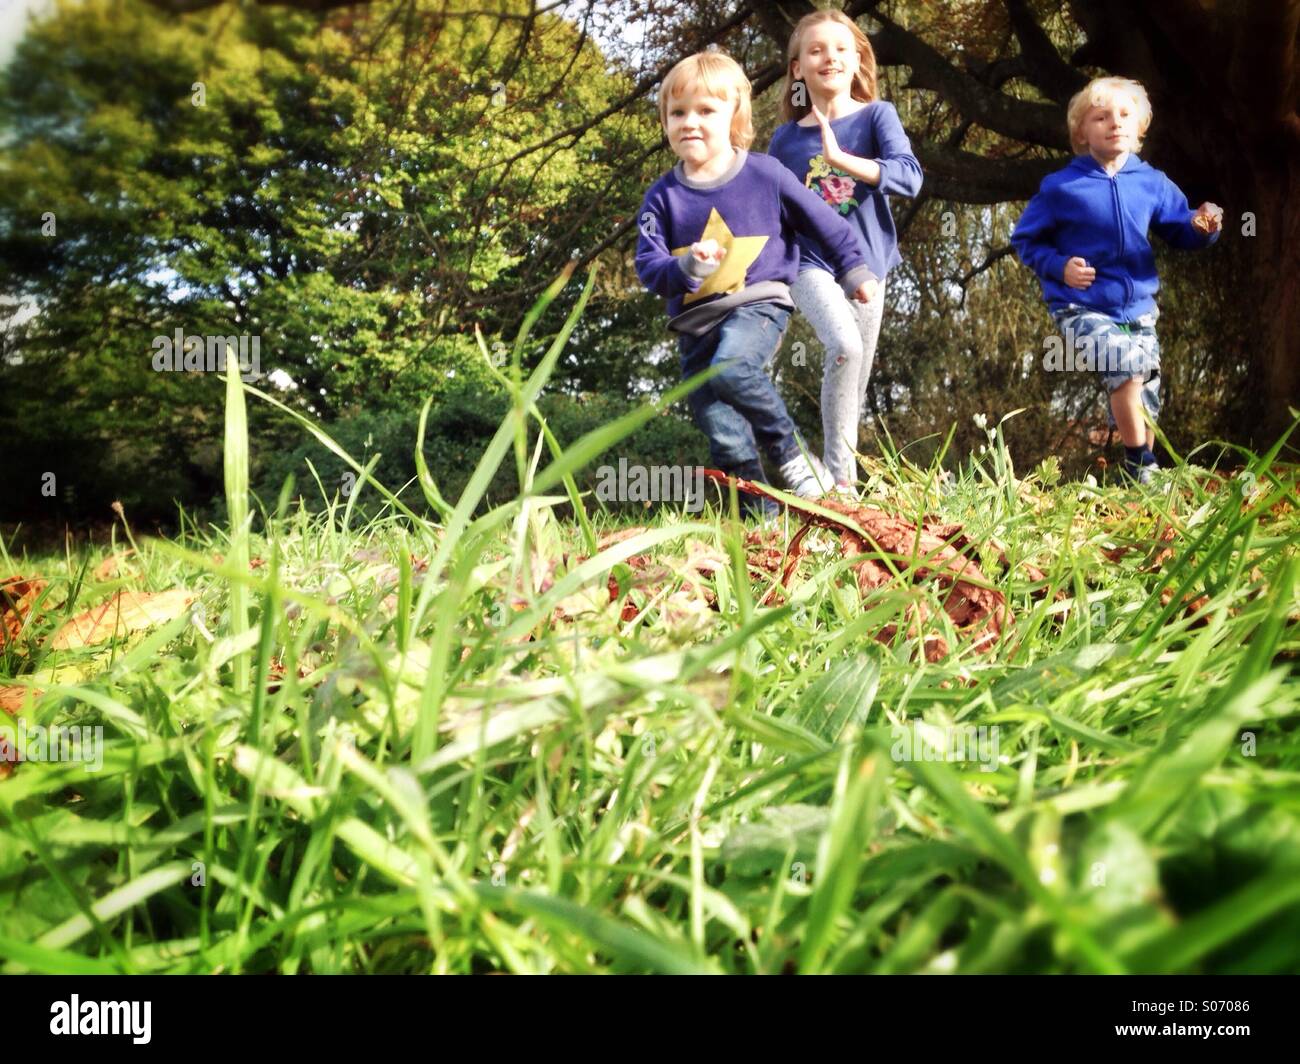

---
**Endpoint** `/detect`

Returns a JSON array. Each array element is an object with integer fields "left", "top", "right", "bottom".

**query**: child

[
  {"left": 768, "top": 9, "right": 922, "bottom": 492},
  {"left": 634, "top": 51, "right": 878, "bottom": 514},
  {"left": 1011, "top": 76, "right": 1222, "bottom": 484}
]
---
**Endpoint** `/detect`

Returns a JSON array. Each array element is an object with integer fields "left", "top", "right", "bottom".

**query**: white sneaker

[{"left": 778, "top": 451, "right": 835, "bottom": 498}]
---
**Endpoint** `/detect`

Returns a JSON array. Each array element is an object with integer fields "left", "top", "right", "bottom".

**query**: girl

[{"left": 768, "top": 9, "right": 922, "bottom": 491}]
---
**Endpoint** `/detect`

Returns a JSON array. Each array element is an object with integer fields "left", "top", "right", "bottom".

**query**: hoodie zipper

[{"left": 1109, "top": 170, "right": 1134, "bottom": 308}]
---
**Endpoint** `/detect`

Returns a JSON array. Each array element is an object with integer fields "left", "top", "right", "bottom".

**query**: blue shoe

[{"left": 744, "top": 497, "right": 780, "bottom": 524}]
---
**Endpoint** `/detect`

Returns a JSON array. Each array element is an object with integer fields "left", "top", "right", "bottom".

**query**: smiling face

[
  {"left": 1078, "top": 92, "right": 1143, "bottom": 161},
  {"left": 791, "top": 19, "right": 859, "bottom": 98},
  {"left": 664, "top": 84, "right": 737, "bottom": 167}
]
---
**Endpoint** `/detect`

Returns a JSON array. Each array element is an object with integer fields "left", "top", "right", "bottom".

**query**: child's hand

[
  {"left": 852, "top": 279, "right": 878, "bottom": 304},
  {"left": 1192, "top": 202, "right": 1223, "bottom": 234},
  {"left": 1064, "top": 256, "right": 1095, "bottom": 289},
  {"left": 691, "top": 239, "right": 727, "bottom": 266},
  {"left": 811, "top": 105, "right": 845, "bottom": 171}
]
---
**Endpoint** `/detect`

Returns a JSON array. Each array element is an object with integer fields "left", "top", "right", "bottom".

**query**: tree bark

[
  {"left": 1243, "top": 155, "right": 1300, "bottom": 444},
  {"left": 1066, "top": 0, "right": 1300, "bottom": 444}
]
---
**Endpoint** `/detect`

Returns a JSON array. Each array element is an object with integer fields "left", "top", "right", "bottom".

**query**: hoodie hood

[{"left": 1066, "top": 153, "right": 1150, "bottom": 178}]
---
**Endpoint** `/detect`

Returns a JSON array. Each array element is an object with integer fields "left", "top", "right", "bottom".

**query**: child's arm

[
  {"left": 870, "top": 103, "right": 924, "bottom": 197},
  {"left": 809, "top": 102, "right": 922, "bottom": 196},
  {"left": 1010, "top": 185, "right": 1072, "bottom": 284},
  {"left": 776, "top": 166, "right": 877, "bottom": 298},
  {"left": 1150, "top": 174, "right": 1222, "bottom": 249},
  {"left": 633, "top": 193, "right": 719, "bottom": 298}
]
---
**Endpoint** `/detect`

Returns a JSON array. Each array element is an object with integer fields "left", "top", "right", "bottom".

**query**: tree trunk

[{"left": 1250, "top": 161, "right": 1300, "bottom": 446}]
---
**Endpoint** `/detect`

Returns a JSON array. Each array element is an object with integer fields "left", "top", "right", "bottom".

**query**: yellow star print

[{"left": 672, "top": 208, "right": 769, "bottom": 305}]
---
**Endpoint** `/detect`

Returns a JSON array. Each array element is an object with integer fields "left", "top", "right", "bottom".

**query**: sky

[
  {"left": 1, "top": 0, "right": 646, "bottom": 71},
  {"left": 0, "top": 0, "right": 50, "bottom": 72}
]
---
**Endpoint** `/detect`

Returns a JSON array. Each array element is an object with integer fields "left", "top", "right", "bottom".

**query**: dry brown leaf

[
  {"left": 266, "top": 657, "right": 314, "bottom": 694},
  {"left": 596, "top": 526, "right": 652, "bottom": 551},
  {"left": 703, "top": 470, "right": 1009, "bottom": 659},
  {"left": 51, "top": 589, "right": 195, "bottom": 650},
  {"left": 2, "top": 576, "right": 50, "bottom": 648},
  {"left": 1101, "top": 522, "right": 1179, "bottom": 569},
  {"left": 660, "top": 586, "right": 714, "bottom": 635},
  {"left": 0, "top": 686, "right": 42, "bottom": 781},
  {"left": 0, "top": 686, "right": 41, "bottom": 714},
  {"left": 93, "top": 551, "right": 136, "bottom": 581},
  {"left": 1160, "top": 587, "right": 1215, "bottom": 626}
]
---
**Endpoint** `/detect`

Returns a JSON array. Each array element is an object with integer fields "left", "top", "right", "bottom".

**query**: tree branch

[
  {"left": 484, "top": 1, "right": 757, "bottom": 171},
  {"left": 953, "top": 244, "right": 1015, "bottom": 307},
  {"left": 749, "top": 0, "right": 816, "bottom": 53},
  {"left": 1003, "top": 0, "right": 1088, "bottom": 103},
  {"left": 143, "top": 0, "right": 566, "bottom": 14},
  {"left": 866, "top": 9, "right": 1068, "bottom": 150},
  {"left": 839, "top": 0, "right": 1068, "bottom": 149},
  {"left": 913, "top": 142, "right": 1064, "bottom": 202}
]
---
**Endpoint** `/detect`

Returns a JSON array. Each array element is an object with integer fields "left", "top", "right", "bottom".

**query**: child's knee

[
  {"left": 820, "top": 330, "right": 863, "bottom": 370},
  {"left": 708, "top": 357, "right": 741, "bottom": 397},
  {"left": 1103, "top": 374, "right": 1144, "bottom": 400},
  {"left": 709, "top": 354, "right": 762, "bottom": 400}
]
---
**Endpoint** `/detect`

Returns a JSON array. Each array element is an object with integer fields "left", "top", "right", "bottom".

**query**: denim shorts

[{"left": 1051, "top": 305, "right": 1162, "bottom": 426}]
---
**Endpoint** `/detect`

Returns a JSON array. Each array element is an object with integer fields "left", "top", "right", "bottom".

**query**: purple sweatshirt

[
  {"left": 635, "top": 149, "right": 876, "bottom": 336},
  {"left": 768, "top": 100, "right": 923, "bottom": 281}
]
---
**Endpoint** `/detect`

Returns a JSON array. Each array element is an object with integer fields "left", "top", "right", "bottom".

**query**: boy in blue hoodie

[
  {"left": 1011, "top": 77, "right": 1222, "bottom": 483},
  {"left": 635, "top": 51, "right": 878, "bottom": 513}
]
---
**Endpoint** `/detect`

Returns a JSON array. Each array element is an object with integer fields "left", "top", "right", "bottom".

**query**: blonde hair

[
  {"left": 780, "top": 9, "right": 878, "bottom": 123},
  {"left": 658, "top": 51, "right": 754, "bottom": 150},
  {"left": 1067, "top": 77, "right": 1152, "bottom": 153}
]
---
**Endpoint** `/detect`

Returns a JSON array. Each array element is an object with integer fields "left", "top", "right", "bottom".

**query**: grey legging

[{"left": 789, "top": 267, "right": 887, "bottom": 486}]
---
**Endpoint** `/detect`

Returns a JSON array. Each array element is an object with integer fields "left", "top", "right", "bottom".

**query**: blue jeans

[{"left": 677, "top": 303, "right": 803, "bottom": 493}]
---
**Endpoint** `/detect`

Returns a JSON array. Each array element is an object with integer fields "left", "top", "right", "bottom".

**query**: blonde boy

[
  {"left": 635, "top": 52, "right": 877, "bottom": 508},
  {"left": 1011, "top": 77, "right": 1222, "bottom": 483}
]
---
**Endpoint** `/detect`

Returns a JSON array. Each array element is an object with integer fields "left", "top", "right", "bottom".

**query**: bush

[{"left": 251, "top": 382, "right": 711, "bottom": 518}]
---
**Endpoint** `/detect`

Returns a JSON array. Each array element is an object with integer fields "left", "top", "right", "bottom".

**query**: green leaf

[
  {"left": 784, "top": 653, "right": 880, "bottom": 743},
  {"left": 720, "top": 804, "right": 831, "bottom": 877}
]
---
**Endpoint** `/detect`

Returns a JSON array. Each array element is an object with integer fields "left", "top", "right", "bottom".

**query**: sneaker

[
  {"left": 778, "top": 452, "right": 835, "bottom": 498},
  {"left": 742, "top": 498, "right": 781, "bottom": 524},
  {"left": 1123, "top": 459, "right": 1160, "bottom": 486}
]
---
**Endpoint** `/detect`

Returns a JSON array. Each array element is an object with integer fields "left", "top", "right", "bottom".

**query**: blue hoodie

[{"left": 1011, "top": 153, "right": 1218, "bottom": 321}]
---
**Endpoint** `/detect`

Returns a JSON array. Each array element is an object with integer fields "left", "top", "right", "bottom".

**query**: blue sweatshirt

[
  {"left": 767, "top": 100, "right": 923, "bottom": 280},
  {"left": 1011, "top": 153, "right": 1218, "bottom": 320},
  {"left": 635, "top": 149, "right": 876, "bottom": 336}
]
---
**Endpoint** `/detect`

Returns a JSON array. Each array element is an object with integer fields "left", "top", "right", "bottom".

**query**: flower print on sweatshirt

[{"left": 805, "top": 155, "right": 859, "bottom": 214}]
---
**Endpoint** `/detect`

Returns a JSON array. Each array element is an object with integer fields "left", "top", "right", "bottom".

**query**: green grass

[{"left": 1, "top": 267, "right": 1298, "bottom": 974}]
